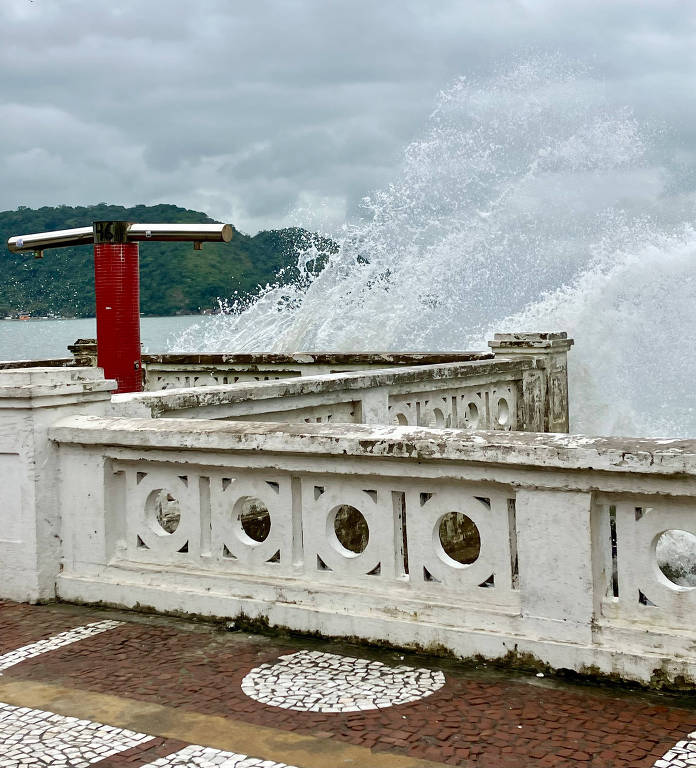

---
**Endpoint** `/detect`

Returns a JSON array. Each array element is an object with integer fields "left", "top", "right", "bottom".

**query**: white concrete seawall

[
  {"left": 49, "top": 415, "right": 696, "bottom": 686},
  {"left": 3, "top": 334, "right": 696, "bottom": 686}
]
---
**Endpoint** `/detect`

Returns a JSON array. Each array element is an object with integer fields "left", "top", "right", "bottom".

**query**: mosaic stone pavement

[
  {"left": 0, "top": 600, "right": 696, "bottom": 767},
  {"left": 654, "top": 735, "right": 696, "bottom": 768},
  {"left": 0, "top": 700, "right": 152, "bottom": 766},
  {"left": 0, "top": 700, "right": 297, "bottom": 767},
  {"left": 241, "top": 649, "right": 446, "bottom": 712}
]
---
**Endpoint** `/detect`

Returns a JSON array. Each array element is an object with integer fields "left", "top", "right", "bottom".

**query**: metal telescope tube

[
  {"left": 7, "top": 222, "right": 233, "bottom": 256},
  {"left": 7, "top": 226, "right": 94, "bottom": 255},
  {"left": 128, "top": 223, "right": 234, "bottom": 243}
]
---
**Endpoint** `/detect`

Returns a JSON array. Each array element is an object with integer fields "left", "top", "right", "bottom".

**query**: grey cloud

[{"left": 1, "top": 0, "right": 696, "bottom": 233}]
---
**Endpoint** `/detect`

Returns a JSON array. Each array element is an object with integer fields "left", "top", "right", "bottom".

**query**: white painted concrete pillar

[
  {"left": 488, "top": 333, "right": 574, "bottom": 432},
  {"left": 516, "top": 489, "right": 595, "bottom": 643},
  {"left": 359, "top": 389, "right": 390, "bottom": 425},
  {"left": 0, "top": 367, "right": 116, "bottom": 602}
]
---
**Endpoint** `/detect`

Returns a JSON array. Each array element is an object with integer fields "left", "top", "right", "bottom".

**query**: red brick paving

[
  {"left": 1, "top": 601, "right": 695, "bottom": 767},
  {"left": 0, "top": 599, "right": 100, "bottom": 654},
  {"left": 92, "top": 738, "right": 189, "bottom": 767}
]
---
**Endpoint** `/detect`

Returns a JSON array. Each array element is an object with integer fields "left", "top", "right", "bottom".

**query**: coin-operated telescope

[{"left": 8, "top": 221, "right": 234, "bottom": 393}]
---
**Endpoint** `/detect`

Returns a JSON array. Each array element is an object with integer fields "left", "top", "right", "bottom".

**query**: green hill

[{"left": 0, "top": 203, "right": 334, "bottom": 317}]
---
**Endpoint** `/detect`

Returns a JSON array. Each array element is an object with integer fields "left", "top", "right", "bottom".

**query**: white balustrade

[
  {"left": 113, "top": 356, "right": 549, "bottom": 432},
  {"left": 138, "top": 352, "right": 493, "bottom": 391},
  {"left": 389, "top": 380, "right": 519, "bottom": 430},
  {"left": 7, "top": 336, "right": 571, "bottom": 433},
  {"left": 12, "top": 336, "right": 688, "bottom": 687},
  {"left": 49, "top": 415, "right": 696, "bottom": 686}
]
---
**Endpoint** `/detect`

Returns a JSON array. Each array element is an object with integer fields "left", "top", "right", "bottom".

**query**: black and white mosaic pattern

[
  {"left": 0, "top": 620, "right": 122, "bottom": 672},
  {"left": 142, "top": 744, "right": 298, "bottom": 767},
  {"left": 0, "top": 701, "right": 152, "bottom": 767},
  {"left": 654, "top": 733, "right": 696, "bottom": 767},
  {"left": 241, "top": 650, "right": 446, "bottom": 712}
]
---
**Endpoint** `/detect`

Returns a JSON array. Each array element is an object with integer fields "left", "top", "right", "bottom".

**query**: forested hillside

[{"left": 0, "top": 204, "right": 333, "bottom": 317}]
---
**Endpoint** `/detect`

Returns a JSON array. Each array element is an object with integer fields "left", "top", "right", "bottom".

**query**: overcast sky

[{"left": 2, "top": 0, "right": 696, "bottom": 234}]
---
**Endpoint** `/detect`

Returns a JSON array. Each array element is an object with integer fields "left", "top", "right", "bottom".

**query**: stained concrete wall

[
  {"left": 0, "top": 367, "right": 115, "bottom": 601},
  {"left": 49, "top": 412, "right": 696, "bottom": 687}
]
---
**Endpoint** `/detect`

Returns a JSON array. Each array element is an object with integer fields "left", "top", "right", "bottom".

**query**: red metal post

[{"left": 93, "top": 221, "right": 142, "bottom": 393}]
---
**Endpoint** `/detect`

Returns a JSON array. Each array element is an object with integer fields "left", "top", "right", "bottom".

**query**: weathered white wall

[
  {"left": 489, "top": 333, "right": 573, "bottom": 432},
  {"left": 50, "top": 414, "right": 696, "bottom": 686},
  {"left": 139, "top": 351, "right": 493, "bottom": 391},
  {"left": 109, "top": 334, "right": 572, "bottom": 433},
  {"left": 0, "top": 368, "right": 115, "bottom": 602},
  {"left": 14, "top": 337, "right": 692, "bottom": 688},
  {"left": 113, "top": 360, "right": 535, "bottom": 433}
]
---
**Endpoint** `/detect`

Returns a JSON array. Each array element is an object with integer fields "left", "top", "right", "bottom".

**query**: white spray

[{"left": 175, "top": 58, "right": 696, "bottom": 441}]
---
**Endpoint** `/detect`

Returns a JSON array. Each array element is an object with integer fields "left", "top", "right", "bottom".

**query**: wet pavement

[{"left": 0, "top": 600, "right": 694, "bottom": 767}]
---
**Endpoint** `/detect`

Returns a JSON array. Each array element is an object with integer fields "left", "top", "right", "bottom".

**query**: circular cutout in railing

[
  {"left": 241, "top": 650, "right": 446, "bottom": 712},
  {"left": 496, "top": 397, "right": 510, "bottom": 426},
  {"left": 236, "top": 497, "right": 271, "bottom": 544},
  {"left": 147, "top": 489, "right": 181, "bottom": 534},
  {"left": 656, "top": 530, "right": 696, "bottom": 587},
  {"left": 438, "top": 511, "right": 481, "bottom": 565},
  {"left": 464, "top": 402, "right": 480, "bottom": 428},
  {"left": 332, "top": 505, "right": 369, "bottom": 555}
]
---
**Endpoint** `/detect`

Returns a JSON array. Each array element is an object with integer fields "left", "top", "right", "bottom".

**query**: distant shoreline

[{"left": 3, "top": 312, "right": 212, "bottom": 321}]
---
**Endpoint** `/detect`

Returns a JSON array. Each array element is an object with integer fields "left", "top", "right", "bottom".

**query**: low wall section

[
  {"left": 49, "top": 414, "right": 696, "bottom": 686},
  {"left": 112, "top": 334, "right": 573, "bottom": 434},
  {"left": 7, "top": 333, "right": 692, "bottom": 686},
  {"left": 140, "top": 351, "right": 493, "bottom": 389}
]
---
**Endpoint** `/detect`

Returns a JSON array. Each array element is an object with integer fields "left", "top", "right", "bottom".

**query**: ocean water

[{"left": 0, "top": 315, "right": 209, "bottom": 361}]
